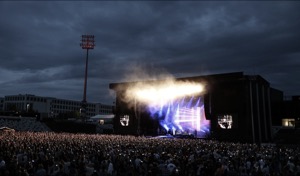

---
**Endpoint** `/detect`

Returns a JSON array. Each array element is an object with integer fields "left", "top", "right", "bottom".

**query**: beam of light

[
  {"left": 177, "top": 124, "right": 183, "bottom": 131},
  {"left": 180, "top": 97, "right": 186, "bottom": 107},
  {"left": 165, "top": 103, "right": 171, "bottom": 122},
  {"left": 196, "top": 107, "right": 201, "bottom": 132},
  {"left": 195, "top": 97, "right": 200, "bottom": 107},
  {"left": 159, "top": 104, "right": 164, "bottom": 117},
  {"left": 187, "top": 96, "right": 194, "bottom": 108},
  {"left": 162, "top": 124, "right": 169, "bottom": 131}
]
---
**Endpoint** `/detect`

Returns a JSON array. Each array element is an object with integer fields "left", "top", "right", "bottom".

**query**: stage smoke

[{"left": 117, "top": 64, "right": 205, "bottom": 108}]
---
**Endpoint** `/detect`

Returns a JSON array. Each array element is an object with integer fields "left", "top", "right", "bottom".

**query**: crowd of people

[{"left": 0, "top": 131, "right": 300, "bottom": 176}]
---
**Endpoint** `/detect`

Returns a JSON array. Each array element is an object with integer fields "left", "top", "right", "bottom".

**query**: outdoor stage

[{"left": 110, "top": 72, "right": 274, "bottom": 143}]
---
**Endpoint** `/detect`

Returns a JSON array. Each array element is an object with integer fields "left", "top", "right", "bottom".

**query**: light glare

[{"left": 128, "top": 81, "right": 204, "bottom": 105}]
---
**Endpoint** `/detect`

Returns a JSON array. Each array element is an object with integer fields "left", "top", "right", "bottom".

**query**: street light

[{"left": 80, "top": 35, "right": 95, "bottom": 122}]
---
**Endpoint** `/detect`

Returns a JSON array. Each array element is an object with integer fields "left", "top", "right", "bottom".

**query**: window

[{"left": 282, "top": 119, "right": 295, "bottom": 127}]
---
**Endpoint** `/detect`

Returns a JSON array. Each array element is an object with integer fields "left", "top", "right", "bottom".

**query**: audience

[{"left": 1, "top": 131, "right": 300, "bottom": 176}]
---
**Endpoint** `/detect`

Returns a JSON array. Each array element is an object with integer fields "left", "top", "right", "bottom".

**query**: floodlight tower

[{"left": 80, "top": 35, "right": 95, "bottom": 122}]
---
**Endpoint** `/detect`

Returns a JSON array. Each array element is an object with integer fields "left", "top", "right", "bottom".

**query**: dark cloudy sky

[{"left": 0, "top": 1, "right": 299, "bottom": 104}]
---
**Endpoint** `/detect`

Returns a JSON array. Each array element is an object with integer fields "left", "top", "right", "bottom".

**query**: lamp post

[{"left": 80, "top": 35, "right": 95, "bottom": 122}]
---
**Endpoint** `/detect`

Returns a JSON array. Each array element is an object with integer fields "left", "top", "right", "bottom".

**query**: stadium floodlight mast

[{"left": 80, "top": 35, "right": 95, "bottom": 122}]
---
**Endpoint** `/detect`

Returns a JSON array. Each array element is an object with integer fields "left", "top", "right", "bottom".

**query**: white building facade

[{"left": 2, "top": 94, "right": 113, "bottom": 118}]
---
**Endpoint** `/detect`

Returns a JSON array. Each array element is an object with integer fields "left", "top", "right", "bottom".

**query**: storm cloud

[{"left": 0, "top": 1, "right": 299, "bottom": 104}]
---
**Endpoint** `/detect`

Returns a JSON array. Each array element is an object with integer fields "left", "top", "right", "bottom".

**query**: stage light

[{"left": 130, "top": 81, "right": 204, "bottom": 105}]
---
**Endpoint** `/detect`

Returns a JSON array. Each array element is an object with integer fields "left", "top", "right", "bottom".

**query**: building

[
  {"left": 0, "top": 98, "right": 4, "bottom": 111},
  {"left": 2, "top": 94, "right": 113, "bottom": 119},
  {"left": 270, "top": 88, "right": 284, "bottom": 126},
  {"left": 283, "top": 96, "right": 300, "bottom": 128},
  {"left": 271, "top": 95, "right": 300, "bottom": 144},
  {"left": 109, "top": 72, "right": 276, "bottom": 143}
]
